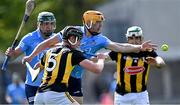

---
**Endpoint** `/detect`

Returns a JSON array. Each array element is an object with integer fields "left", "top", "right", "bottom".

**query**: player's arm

[
  {"left": 80, "top": 54, "right": 105, "bottom": 74},
  {"left": 22, "top": 34, "right": 61, "bottom": 63},
  {"left": 104, "top": 53, "right": 113, "bottom": 61},
  {"left": 90, "top": 52, "right": 111, "bottom": 63},
  {"left": 107, "top": 40, "right": 157, "bottom": 53},
  {"left": 5, "top": 47, "right": 22, "bottom": 58},
  {"left": 145, "top": 56, "right": 165, "bottom": 68},
  {"left": 32, "top": 61, "right": 45, "bottom": 72},
  {"left": 5, "top": 34, "right": 30, "bottom": 61},
  {"left": 5, "top": 89, "right": 12, "bottom": 104},
  {"left": 155, "top": 56, "right": 166, "bottom": 67}
]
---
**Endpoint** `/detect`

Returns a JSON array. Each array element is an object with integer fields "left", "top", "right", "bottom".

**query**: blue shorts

[
  {"left": 68, "top": 76, "right": 83, "bottom": 97},
  {"left": 25, "top": 84, "right": 39, "bottom": 105}
]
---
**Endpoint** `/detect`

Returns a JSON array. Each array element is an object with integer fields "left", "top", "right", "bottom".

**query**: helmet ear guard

[
  {"left": 83, "top": 10, "right": 105, "bottom": 29},
  {"left": 126, "top": 26, "right": 143, "bottom": 38}
]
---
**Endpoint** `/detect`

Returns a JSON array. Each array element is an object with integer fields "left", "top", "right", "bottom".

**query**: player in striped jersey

[
  {"left": 22, "top": 10, "right": 157, "bottom": 104},
  {"left": 34, "top": 26, "right": 106, "bottom": 105},
  {"left": 108, "top": 26, "right": 165, "bottom": 105}
]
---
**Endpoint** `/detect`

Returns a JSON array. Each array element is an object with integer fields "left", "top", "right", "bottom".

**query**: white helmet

[{"left": 126, "top": 26, "right": 143, "bottom": 37}]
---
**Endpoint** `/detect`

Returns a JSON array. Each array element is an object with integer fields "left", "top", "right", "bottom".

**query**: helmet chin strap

[
  {"left": 85, "top": 26, "right": 100, "bottom": 36},
  {"left": 68, "top": 36, "right": 78, "bottom": 45},
  {"left": 84, "top": 21, "right": 100, "bottom": 36},
  {"left": 85, "top": 20, "right": 92, "bottom": 29}
]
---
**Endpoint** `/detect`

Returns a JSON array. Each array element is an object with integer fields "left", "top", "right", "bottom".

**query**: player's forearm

[
  {"left": 29, "top": 36, "right": 58, "bottom": 59},
  {"left": 112, "top": 42, "right": 141, "bottom": 53},
  {"left": 94, "top": 59, "right": 105, "bottom": 73},
  {"left": 8, "top": 48, "right": 22, "bottom": 62},
  {"left": 29, "top": 41, "right": 50, "bottom": 59}
]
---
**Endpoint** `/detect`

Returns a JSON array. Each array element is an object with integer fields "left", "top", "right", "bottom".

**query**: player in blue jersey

[
  {"left": 22, "top": 10, "right": 157, "bottom": 104},
  {"left": 5, "top": 11, "right": 58, "bottom": 105}
]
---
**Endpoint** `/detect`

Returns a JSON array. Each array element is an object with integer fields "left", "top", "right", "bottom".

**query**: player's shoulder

[
  {"left": 96, "top": 33, "right": 108, "bottom": 38},
  {"left": 71, "top": 49, "right": 84, "bottom": 57},
  {"left": 49, "top": 46, "right": 63, "bottom": 53},
  {"left": 71, "top": 49, "right": 82, "bottom": 53},
  {"left": 7, "top": 84, "right": 16, "bottom": 91},
  {"left": 22, "top": 30, "right": 38, "bottom": 40},
  {"left": 71, "top": 50, "right": 86, "bottom": 61},
  {"left": 95, "top": 33, "right": 111, "bottom": 42}
]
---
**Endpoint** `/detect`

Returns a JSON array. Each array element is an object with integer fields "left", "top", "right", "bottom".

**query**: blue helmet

[{"left": 37, "top": 11, "right": 56, "bottom": 23}]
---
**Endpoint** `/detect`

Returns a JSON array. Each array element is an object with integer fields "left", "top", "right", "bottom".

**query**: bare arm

[
  {"left": 107, "top": 40, "right": 157, "bottom": 53},
  {"left": 22, "top": 35, "right": 60, "bottom": 63},
  {"left": 90, "top": 52, "right": 111, "bottom": 62},
  {"left": 107, "top": 42, "right": 141, "bottom": 53},
  {"left": 5, "top": 93, "right": 12, "bottom": 104},
  {"left": 80, "top": 54, "right": 106, "bottom": 74},
  {"left": 145, "top": 56, "right": 165, "bottom": 68}
]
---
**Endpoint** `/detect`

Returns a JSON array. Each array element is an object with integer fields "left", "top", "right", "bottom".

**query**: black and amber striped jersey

[
  {"left": 109, "top": 51, "right": 158, "bottom": 95},
  {"left": 38, "top": 46, "right": 86, "bottom": 92}
]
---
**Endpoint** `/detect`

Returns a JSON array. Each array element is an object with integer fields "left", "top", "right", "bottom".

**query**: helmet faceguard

[
  {"left": 126, "top": 26, "right": 143, "bottom": 38},
  {"left": 62, "top": 26, "right": 83, "bottom": 45},
  {"left": 83, "top": 10, "right": 105, "bottom": 30}
]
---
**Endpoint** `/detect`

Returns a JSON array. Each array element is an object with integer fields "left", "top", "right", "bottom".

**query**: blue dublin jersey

[
  {"left": 70, "top": 26, "right": 111, "bottom": 78},
  {"left": 18, "top": 29, "right": 61, "bottom": 86}
]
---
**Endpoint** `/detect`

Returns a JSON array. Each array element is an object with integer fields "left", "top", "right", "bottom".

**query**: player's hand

[
  {"left": 144, "top": 57, "right": 157, "bottom": 65},
  {"left": 90, "top": 56, "right": 98, "bottom": 63},
  {"left": 5, "top": 47, "right": 15, "bottom": 56},
  {"left": 22, "top": 56, "right": 33, "bottom": 64},
  {"left": 33, "top": 62, "right": 40, "bottom": 70},
  {"left": 96, "top": 53, "right": 107, "bottom": 60},
  {"left": 141, "top": 40, "right": 157, "bottom": 51}
]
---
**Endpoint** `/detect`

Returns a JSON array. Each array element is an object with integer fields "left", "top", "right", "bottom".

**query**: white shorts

[
  {"left": 34, "top": 91, "right": 75, "bottom": 105},
  {"left": 114, "top": 90, "right": 150, "bottom": 105}
]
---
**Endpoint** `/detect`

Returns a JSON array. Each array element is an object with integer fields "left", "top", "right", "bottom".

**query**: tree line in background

[{"left": 0, "top": 0, "right": 108, "bottom": 52}]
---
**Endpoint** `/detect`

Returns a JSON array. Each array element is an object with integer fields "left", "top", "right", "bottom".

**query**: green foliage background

[{"left": 0, "top": 0, "right": 107, "bottom": 52}]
